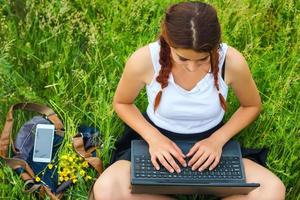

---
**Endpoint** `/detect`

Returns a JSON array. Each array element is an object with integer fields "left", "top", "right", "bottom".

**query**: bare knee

[
  {"left": 93, "top": 175, "right": 116, "bottom": 200},
  {"left": 93, "top": 161, "right": 132, "bottom": 200},
  {"left": 93, "top": 176, "right": 132, "bottom": 200},
  {"left": 266, "top": 177, "right": 286, "bottom": 200},
  {"left": 254, "top": 171, "right": 285, "bottom": 200},
  {"left": 242, "top": 159, "right": 286, "bottom": 200}
]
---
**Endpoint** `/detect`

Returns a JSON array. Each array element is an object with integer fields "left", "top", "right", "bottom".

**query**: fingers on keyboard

[
  {"left": 169, "top": 149, "right": 187, "bottom": 169},
  {"left": 151, "top": 156, "right": 160, "bottom": 170},
  {"left": 158, "top": 154, "right": 174, "bottom": 173}
]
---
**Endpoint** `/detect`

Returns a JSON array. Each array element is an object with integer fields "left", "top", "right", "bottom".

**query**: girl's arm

[
  {"left": 113, "top": 45, "right": 186, "bottom": 172},
  {"left": 187, "top": 46, "right": 262, "bottom": 171},
  {"left": 210, "top": 46, "right": 262, "bottom": 145},
  {"left": 113, "top": 46, "right": 158, "bottom": 142}
]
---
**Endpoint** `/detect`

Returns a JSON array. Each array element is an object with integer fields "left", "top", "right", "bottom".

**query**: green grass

[{"left": 0, "top": 0, "right": 299, "bottom": 199}]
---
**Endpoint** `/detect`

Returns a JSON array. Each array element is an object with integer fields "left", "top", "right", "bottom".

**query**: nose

[{"left": 185, "top": 61, "right": 199, "bottom": 72}]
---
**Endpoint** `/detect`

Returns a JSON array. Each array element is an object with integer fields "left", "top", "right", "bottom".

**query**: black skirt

[{"left": 110, "top": 113, "right": 268, "bottom": 167}]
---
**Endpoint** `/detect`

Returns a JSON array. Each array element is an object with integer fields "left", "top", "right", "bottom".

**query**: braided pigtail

[
  {"left": 154, "top": 36, "right": 172, "bottom": 112},
  {"left": 210, "top": 48, "right": 227, "bottom": 111}
]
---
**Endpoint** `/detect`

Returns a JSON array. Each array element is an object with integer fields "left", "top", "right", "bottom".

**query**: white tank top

[{"left": 146, "top": 41, "right": 229, "bottom": 134}]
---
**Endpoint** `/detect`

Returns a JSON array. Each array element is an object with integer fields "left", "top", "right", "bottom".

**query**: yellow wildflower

[
  {"left": 61, "top": 155, "right": 68, "bottom": 160},
  {"left": 35, "top": 176, "right": 41, "bottom": 182},
  {"left": 72, "top": 178, "right": 78, "bottom": 183},
  {"left": 68, "top": 156, "right": 73, "bottom": 162},
  {"left": 82, "top": 161, "right": 89, "bottom": 168},
  {"left": 60, "top": 160, "right": 67, "bottom": 167},
  {"left": 71, "top": 175, "right": 77, "bottom": 180},
  {"left": 85, "top": 175, "right": 92, "bottom": 181},
  {"left": 48, "top": 164, "right": 53, "bottom": 169},
  {"left": 80, "top": 170, "right": 85, "bottom": 176},
  {"left": 59, "top": 176, "right": 64, "bottom": 182},
  {"left": 64, "top": 176, "right": 69, "bottom": 181},
  {"left": 61, "top": 169, "right": 70, "bottom": 177}
]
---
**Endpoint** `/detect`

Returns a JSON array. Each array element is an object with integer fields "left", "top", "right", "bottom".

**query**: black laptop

[{"left": 131, "top": 140, "right": 259, "bottom": 196}]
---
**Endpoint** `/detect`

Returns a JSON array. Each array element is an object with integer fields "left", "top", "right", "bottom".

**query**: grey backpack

[{"left": 15, "top": 116, "right": 53, "bottom": 161}]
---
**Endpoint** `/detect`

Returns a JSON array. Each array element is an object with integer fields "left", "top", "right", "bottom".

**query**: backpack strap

[
  {"left": 23, "top": 179, "right": 42, "bottom": 193},
  {"left": 14, "top": 103, "right": 64, "bottom": 133},
  {"left": 0, "top": 102, "right": 64, "bottom": 158},
  {"left": 42, "top": 186, "right": 62, "bottom": 200},
  {"left": 72, "top": 134, "right": 103, "bottom": 175},
  {"left": 1, "top": 157, "right": 35, "bottom": 177}
]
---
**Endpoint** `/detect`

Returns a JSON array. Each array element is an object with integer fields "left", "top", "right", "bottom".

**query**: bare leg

[
  {"left": 93, "top": 160, "right": 176, "bottom": 200},
  {"left": 222, "top": 158, "right": 285, "bottom": 200}
]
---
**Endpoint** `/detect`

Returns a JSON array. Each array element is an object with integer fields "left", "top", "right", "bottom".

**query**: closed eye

[
  {"left": 178, "top": 55, "right": 210, "bottom": 62},
  {"left": 179, "top": 56, "right": 189, "bottom": 61},
  {"left": 199, "top": 56, "right": 210, "bottom": 61}
]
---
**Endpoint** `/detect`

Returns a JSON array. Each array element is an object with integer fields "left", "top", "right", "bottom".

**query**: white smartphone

[{"left": 33, "top": 124, "right": 55, "bottom": 163}]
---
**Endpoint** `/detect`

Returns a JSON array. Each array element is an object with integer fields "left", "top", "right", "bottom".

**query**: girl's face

[{"left": 170, "top": 47, "right": 211, "bottom": 73}]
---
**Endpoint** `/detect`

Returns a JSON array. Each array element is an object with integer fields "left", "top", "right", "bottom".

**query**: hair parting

[{"left": 154, "top": 2, "right": 226, "bottom": 112}]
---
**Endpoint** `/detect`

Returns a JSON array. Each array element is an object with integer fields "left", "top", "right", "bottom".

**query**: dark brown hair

[{"left": 154, "top": 1, "right": 226, "bottom": 112}]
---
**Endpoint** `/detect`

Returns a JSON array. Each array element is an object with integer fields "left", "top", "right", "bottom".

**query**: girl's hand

[
  {"left": 148, "top": 133, "right": 187, "bottom": 173},
  {"left": 186, "top": 137, "right": 224, "bottom": 171}
]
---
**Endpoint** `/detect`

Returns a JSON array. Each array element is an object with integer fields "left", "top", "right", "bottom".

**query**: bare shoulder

[
  {"left": 224, "top": 45, "right": 261, "bottom": 107},
  {"left": 113, "top": 44, "right": 154, "bottom": 105},
  {"left": 225, "top": 46, "right": 251, "bottom": 85},
  {"left": 125, "top": 44, "right": 153, "bottom": 84}
]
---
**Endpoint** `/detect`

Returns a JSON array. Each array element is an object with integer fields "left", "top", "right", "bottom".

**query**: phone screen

[{"left": 33, "top": 127, "right": 54, "bottom": 160}]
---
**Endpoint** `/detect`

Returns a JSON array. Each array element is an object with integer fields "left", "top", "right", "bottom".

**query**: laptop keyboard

[{"left": 134, "top": 155, "right": 243, "bottom": 181}]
